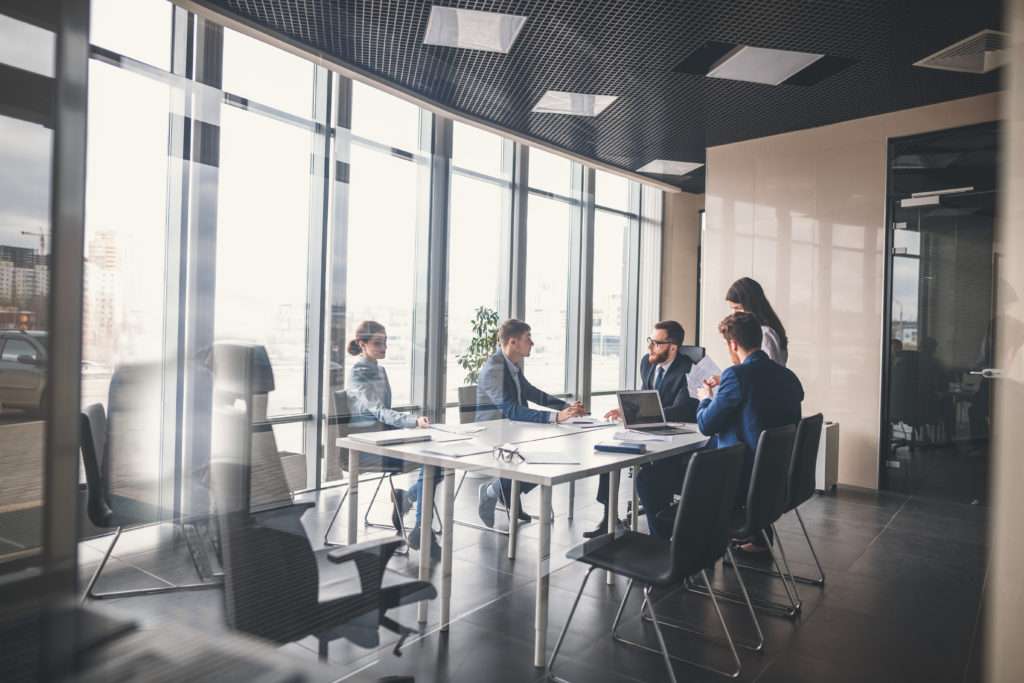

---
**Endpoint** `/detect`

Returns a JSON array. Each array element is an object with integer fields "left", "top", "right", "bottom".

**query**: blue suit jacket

[
  {"left": 697, "top": 350, "right": 803, "bottom": 487},
  {"left": 639, "top": 354, "right": 699, "bottom": 422},
  {"left": 475, "top": 351, "right": 568, "bottom": 423}
]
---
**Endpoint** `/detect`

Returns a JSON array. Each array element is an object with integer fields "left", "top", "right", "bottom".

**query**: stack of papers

[
  {"left": 430, "top": 424, "right": 486, "bottom": 436},
  {"left": 687, "top": 356, "right": 722, "bottom": 399}
]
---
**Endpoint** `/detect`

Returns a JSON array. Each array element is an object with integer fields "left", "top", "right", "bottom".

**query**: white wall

[
  {"left": 660, "top": 191, "right": 704, "bottom": 342},
  {"left": 700, "top": 93, "right": 1001, "bottom": 488}
]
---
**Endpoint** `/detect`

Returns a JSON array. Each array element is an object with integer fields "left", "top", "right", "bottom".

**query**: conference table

[{"left": 337, "top": 418, "right": 708, "bottom": 668}]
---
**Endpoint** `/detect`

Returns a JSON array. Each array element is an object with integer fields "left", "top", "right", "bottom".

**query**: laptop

[{"left": 617, "top": 390, "right": 694, "bottom": 435}]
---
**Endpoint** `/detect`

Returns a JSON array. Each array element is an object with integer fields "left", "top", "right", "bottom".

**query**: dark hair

[
  {"left": 348, "top": 320, "right": 386, "bottom": 356},
  {"left": 654, "top": 320, "right": 685, "bottom": 345},
  {"left": 499, "top": 319, "right": 531, "bottom": 344},
  {"left": 718, "top": 312, "right": 763, "bottom": 351},
  {"left": 725, "top": 277, "right": 788, "bottom": 351}
]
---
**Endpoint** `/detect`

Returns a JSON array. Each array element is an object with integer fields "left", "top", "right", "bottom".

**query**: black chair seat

[{"left": 569, "top": 530, "right": 675, "bottom": 587}]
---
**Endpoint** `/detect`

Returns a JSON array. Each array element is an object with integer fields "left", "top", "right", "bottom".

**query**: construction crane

[{"left": 20, "top": 229, "right": 46, "bottom": 257}]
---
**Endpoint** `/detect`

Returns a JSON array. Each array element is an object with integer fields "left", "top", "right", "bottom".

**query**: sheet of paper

[
  {"left": 613, "top": 430, "right": 670, "bottom": 442},
  {"left": 421, "top": 442, "right": 491, "bottom": 457},
  {"left": 521, "top": 452, "right": 581, "bottom": 465},
  {"left": 565, "top": 417, "right": 617, "bottom": 429},
  {"left": 430, "top": 423, "right": 486, "bottom": 435},
  {"left": 687, "top": 355, "right": 722, "bottom": 399}
]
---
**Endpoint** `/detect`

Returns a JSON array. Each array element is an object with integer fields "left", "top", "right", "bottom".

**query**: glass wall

[{"left": 0, "top": 7, "right": 55, "bottom": 563}]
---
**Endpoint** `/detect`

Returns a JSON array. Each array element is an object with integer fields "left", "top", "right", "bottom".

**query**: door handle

[{"left": 969, "top": 369, "right": 1004, "bottom": 379}]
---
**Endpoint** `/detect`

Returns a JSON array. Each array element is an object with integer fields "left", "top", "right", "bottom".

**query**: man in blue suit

[
  {"left": 476, "top": 319, "right": 585, "bottom": 527},
  {"left": 585, "top": 320, "right": 699, "bottom": 538},
  {"left": 694, "top": 311, "right": 803, "bottom": 550}
]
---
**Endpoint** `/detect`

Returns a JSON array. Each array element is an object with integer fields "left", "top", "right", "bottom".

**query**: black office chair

[
  {"left": 693, "top": 424, "right": 801, "bottom": 618},
  {"left": 549, "top": 445, "right": 749, "bottom": 682},
  {"left": 211, "top": 461, "right": 436, "bottom": 660},
  {"left": 677, "top": 345, "right": 706, "bottom": 365},
  {"left": 80, "top": 397, "right": 221, "bottom": 601}
]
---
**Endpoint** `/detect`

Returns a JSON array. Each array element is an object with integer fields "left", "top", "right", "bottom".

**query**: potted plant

[{"left": 455, "top": 307, "right": 500, "bottom": 414}]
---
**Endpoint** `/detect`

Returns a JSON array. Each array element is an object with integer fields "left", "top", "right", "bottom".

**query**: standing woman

[
  {"left": 347, "top": 321, "right": 430, "bottom": 544},
  {"left": 725, "top": 277, "right": 789, "bottom": 366}
]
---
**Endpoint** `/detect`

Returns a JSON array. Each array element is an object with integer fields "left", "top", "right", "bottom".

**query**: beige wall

[
  {"left": 701, "top": 92, "right": 1000, "bottom": 489},
  {"left": 988, "top": 0, "right": 1024, "bottom": 679},
  {"left": 661, "top": 191, "right": 704, "bottom": 342}
]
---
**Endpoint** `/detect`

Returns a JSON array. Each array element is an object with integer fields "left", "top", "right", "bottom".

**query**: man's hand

[
  {"left": 556, "top": 402, "right": 586, "bottom": 423},
  {"left": 705, "top": 374, "right": 721, "bottom": 388},
  {"left": 697, "top": 379, "right": 715, "bottom": 401},
  {"left": 416, "top": 416, "right": 431, "bottom": 428},
  {"left": 604, "top": 408, "right": 622, "bottom": 422}
]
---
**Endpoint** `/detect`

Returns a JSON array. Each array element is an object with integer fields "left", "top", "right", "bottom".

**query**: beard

[{"left": 648, "top": 348, "right": 669, "bottom": 365}]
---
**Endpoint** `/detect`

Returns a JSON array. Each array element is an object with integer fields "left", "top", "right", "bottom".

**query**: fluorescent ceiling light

[
  {"left": 707, "top": 45, "right": 823, "bottom": 85},
  {"left": 636, "top": 160, "right": 704, "bottom": 176},
  {"left": 423, "top": 7, "right": 527, "bottom": 53},
  {"left": 532, "top": 90, "right": 618, "bottom": 116}
]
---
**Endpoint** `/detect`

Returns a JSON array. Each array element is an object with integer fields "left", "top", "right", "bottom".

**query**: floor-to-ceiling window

[
  {"left": 445, "top": 122, "right": 512, "bottom": 409},
  {"left": 525, "top": 148, "right": 581, "bottom": 395}
]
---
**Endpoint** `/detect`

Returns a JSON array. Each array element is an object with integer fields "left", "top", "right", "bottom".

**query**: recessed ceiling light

[
  {"left": 707, "top": 45, "right": 824, "bottom": 85},
  {"left": 422, "top": 7, "right": 527, "bottom": 54},
  {"left": 636, "top": 160, "right": 704, "bottom": 176},
  {"left": 532, "top": 90, "right": 619, "bottom": 117}
]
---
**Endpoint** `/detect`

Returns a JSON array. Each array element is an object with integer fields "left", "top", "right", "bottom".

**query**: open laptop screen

[{"left": 618, "top": 391, "right": 665, "bottom": 427}]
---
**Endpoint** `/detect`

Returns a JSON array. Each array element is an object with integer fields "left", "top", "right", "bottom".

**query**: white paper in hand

[{"left": 687, "top": 355, "right": 722, "bottom": 399}]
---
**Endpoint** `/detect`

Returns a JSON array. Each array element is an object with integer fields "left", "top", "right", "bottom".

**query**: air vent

[{"left": 914, "top": 30, "right": 1009, "bottom": 74}]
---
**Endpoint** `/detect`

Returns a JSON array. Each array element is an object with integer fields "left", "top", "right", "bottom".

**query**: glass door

[{"left": 882, "top": 122, "right": 999, "bottom": 503}]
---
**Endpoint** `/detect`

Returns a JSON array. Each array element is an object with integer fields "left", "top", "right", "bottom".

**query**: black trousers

[{"left": 496, "top": 478, "right": 537, "bottom": 502}]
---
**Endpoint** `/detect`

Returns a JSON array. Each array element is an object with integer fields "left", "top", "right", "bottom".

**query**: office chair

[
  {"left": 323, "top": 389, "right": 436, "bottom": 551},
  {"left": 549, "top": 445, "right": 751, "bottom": 682},
  {"left": 689, "top": 424, "right": 801, "bottom": 618},
  {"left": 80, "top": 367, "right": 222, "bottom": 600},
  {"left": 677, "top": 345, "right": 706, "bottom": 365},
  {"left": 211, "top": 461, "right": 436, "bottom": 660},
  {"left": 728, "top": 414, "right": 826, "bottom": 587}
]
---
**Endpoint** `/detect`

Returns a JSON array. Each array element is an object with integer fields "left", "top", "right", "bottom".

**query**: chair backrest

[
  {"left": 80, "top": 404, "right": 113, "bottom": 528},
  {"left": 211, "top": 461, "right": 321, "bottom": 644},
  {"left": 787, "top": 414, "right": 824, "bottom": 510},
  {"left": 677, "top": 345, "right": 706, "bottom": 365},
  {"left": 458, "top": 384, "right": 493, "bottom": 424},
  {"left": 330, "top": 389, "right": 416, "bottom": 475},
  {"left": 743, "top": 424, "right": 797, "bottom": 532},
  {"left": 667, "top": 444, "right": 746, "bottom": 581}
]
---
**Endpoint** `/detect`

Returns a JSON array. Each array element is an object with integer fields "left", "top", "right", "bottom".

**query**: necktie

[{"left": 654, "top": 366, "right": 665, "bottom": 391}]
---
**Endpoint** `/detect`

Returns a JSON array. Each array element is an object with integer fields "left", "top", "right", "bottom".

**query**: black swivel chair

[
  {"left": 80, "top": 394, "right": 221, "bottom": 601},
  {"left": 692, "top": 424, "right": 801, "bottom": 618},
  {"left": 549, "top": 445, "right": 748, "bottom": 682},
  {"left": 211, "top": 461, "right": 436, "bottom": 660},
  {"left": 730, "top": 415, "right": 826, "bottom": 588},
  {"left": 677, "top": 345, "right": 706, "bottom": 365}
]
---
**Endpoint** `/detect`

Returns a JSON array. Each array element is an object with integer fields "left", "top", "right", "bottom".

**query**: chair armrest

[{"left": 326, "top": 536, "right": 404, "bottom": 564}]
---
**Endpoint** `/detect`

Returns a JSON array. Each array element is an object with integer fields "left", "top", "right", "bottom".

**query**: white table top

[{"left": 337, "top": 418, "right": 709, "bottom": 487}]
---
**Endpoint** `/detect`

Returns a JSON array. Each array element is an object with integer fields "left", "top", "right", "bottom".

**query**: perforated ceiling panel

[{"left": 192, "top": 0, "right": 1003, "bottom": 191}]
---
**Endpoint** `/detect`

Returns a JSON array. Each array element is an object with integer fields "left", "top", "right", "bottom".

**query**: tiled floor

[{"left": 78, "top": 475, "right": 988, "bottom": 683}]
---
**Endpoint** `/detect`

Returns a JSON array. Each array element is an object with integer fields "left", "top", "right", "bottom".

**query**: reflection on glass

[
  {"left": 525, "top": 194, "right": 572, "bottom": 392},
  {"left": 215, "top": 106, "right": 315, "bottom": 418},
  {"left": 222, "top": 28, "right": 316, "bottom": 120},
  {"left": 592, "top": 210, "right": 628, "bottom": 391},
  {"left": 91, "top": 0, "right": 173, "bottom": 70},
  {"left": 0, "top": 12, "right": 53, "bottom": 562}
]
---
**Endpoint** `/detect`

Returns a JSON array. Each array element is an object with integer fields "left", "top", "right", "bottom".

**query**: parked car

[{"left": 0, "top": 330, "right": 47, "bottom": 416}]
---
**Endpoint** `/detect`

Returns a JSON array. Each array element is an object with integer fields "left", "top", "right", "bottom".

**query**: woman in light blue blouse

[{"left": 347, "top": 320, "right": 438, "bottom": 558}]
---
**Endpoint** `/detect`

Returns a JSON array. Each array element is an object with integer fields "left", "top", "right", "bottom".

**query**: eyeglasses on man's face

[{"left": 647, "top": 337, "right": 676, "bottom": 347}]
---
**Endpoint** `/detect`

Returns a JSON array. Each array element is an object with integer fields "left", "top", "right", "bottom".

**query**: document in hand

[{"left": 687, "top": 355, "right": 722, "bottom": 399}]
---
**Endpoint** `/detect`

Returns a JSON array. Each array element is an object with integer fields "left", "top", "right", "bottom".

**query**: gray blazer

[{"left": 346, "top": 356, "right": 417, "bottom": 429}]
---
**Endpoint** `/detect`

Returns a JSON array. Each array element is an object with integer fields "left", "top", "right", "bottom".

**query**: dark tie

[{"left": 654, "top": 366, "right": 665, "bottom": 391}]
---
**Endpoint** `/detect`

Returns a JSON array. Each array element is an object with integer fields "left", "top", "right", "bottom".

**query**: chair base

[
  {"left": 723, "top": 509, "right": 826, "bottom": 587},
  {"left": 82, "top": 526, "right": 223, "bottom": 603}
]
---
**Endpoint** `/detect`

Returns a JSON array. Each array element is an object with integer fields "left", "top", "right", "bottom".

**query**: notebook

[{"left": 348, "top": 429, "right": 432, "bottom": 446}]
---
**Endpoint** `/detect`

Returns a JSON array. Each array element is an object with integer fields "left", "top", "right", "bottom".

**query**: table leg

[
  {"left": 507, "top": 479, "right": 520, "bottom": 560},
  {"left": 418, "top": 466, "right": 435, "bottom": 625},
  {"left": 440, "top": 467, "right": 455, "bottom": 631},
  {"left": 631, "top": 465, "right": 639, "bottom": 532},
  {"left": 534, "top": 485, "right": 552, "bottom": 668},
  {"left": 568, "top": 481, "right": 575, "bottom": 521},
  {"left": 607, "top": 468, "right": 620, "bottom": 586},
  {"left": 346, "top": 450, "right": 360, "bottom": 545}
]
